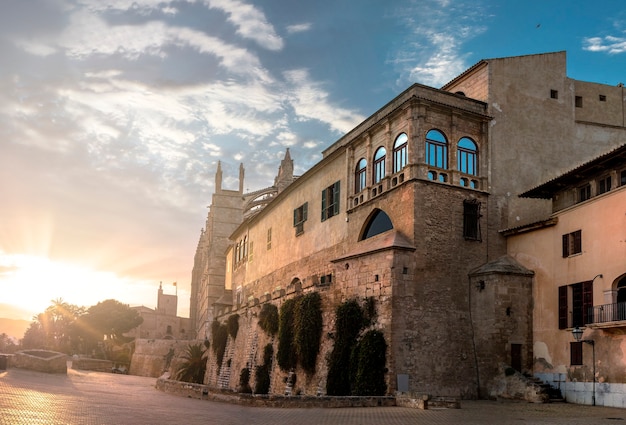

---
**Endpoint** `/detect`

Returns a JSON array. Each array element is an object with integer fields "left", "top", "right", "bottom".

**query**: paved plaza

[{"left": 1, "top": 366, "right": 626, "bottom": 425}]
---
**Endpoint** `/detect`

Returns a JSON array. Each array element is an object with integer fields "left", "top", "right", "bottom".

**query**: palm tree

[{"left": 175, "top": 344, "right": 207, "bottom": 384}]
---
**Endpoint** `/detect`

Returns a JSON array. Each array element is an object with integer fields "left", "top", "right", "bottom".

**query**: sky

[{"left": 1, "top": 0, "right": 625, "bottom": 323}]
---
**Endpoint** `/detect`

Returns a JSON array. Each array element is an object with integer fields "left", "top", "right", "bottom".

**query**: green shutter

[
  {"left": 333, "top": 181, "right": 340, "bottom": 215},
  {"left": 303, "top": 202, "right": 308, "bottom": 221},
  {"left": 321, "top": 189, "right": 327, "bottom": 221}
]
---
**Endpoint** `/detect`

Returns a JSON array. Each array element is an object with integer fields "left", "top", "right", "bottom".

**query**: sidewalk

[{"left": 1, "top": 366, "right": 625, "bottom": 424}]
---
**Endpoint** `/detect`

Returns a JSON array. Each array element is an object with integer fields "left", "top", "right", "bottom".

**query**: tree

[
  {"left": 83, "top": 299, "right": 143, "bottom": 345},
  {"left": 0, "top": 333, "right": 19, "bottom": 354},
  {"left": 21, "top": 298, "right": 85, "bottom": 354},
  {"left": 176, "top": 343, "right": 207, "bottom": 384}
]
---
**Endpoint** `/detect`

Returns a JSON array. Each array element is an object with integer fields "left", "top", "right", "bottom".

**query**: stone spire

[
  {"left": 274, "top": 148, "right": 294, "bottom": 193},
  {"left": 239, "top": 163, "right": 245, "bottom": 194},
  {"left": 215, "top": 161, "right": 223, "bottom": 193}
]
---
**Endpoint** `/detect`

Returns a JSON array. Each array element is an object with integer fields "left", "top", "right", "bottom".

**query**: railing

[{"left": 589, "top": 302, "right": 626, "bottom": 324}]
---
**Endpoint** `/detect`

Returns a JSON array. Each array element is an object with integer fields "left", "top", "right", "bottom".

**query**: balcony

[{"left": 588, "top": 302, "right": 626, "bottom": 331}]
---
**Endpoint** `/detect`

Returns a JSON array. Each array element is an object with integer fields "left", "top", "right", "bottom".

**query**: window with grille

[{"left": 463, "top": 200, "right": 482, "bottom": 241}]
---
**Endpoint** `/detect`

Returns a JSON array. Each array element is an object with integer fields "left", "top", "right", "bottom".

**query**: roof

[
  {"left": 520, "top": 144, "right": 626, "bottom": 199},
  {"left": 331, "top": 230, "right": 415, "bottom": 263},
  {"left": 469, "top": 255, "right": 534, "bottom": 277}
]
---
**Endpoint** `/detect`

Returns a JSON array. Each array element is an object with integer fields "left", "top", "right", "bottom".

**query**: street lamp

[{"left": 572, "top": 326, "right": 595, "bottom": 406}]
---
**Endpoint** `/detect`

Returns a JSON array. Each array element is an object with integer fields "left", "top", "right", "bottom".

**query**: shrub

[{"left": 176, "top": 344, "right": 207, "bottom": 384}]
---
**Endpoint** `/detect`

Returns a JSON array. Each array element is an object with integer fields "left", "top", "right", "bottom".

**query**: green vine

[
  {"left": 239, "top": 367, "right": 252, "bottom": 393},
  {"left": 254, "top": 343, "right": 273, "bottom": 394},
  {"left": 294, "top": 292, "right": 323, "bottom": 375},
  {"left": 258, "top": 303, "right": 279, "bottom": 336},
  {"left": 277, "top": 297, "right": 298, "bottom": 371},
  {"left": 326, "top": 299, "right": 364, "bottom": 396},
  {"left": 351, "top": 329, "right": 387, "bottom": 396},
  {"left": 227, "top": 314, "right": 239, "bottom": 339},
  {"left": 211, "top": 320, "right": 228, "bottom": 369}
]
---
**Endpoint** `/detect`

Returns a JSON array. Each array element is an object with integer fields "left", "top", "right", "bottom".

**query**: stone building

[
  {"left": 127, "top": 283, "right": 190, "bottom": 340},
  {"left": 507, "top": 144, "right": 626, "bottom": 407},
  {"left": 190, "top": 51, "right": 626, "bottom": 400}
]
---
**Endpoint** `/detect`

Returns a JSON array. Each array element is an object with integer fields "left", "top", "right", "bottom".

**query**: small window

[
  {"left": 621, "top": 170, "right": 626, "bottom": 186},
  {"left": 570, "top": 342, "right": 583, "bottom": 365},
  {"left": 293, "top": 202, "right": 308, "bottom": 236},
  {"left": 550, "top": 89, "right": 559, "bottom": 99},
  {"left": 562, "top": 230, "right": 582, "bottom": 257},
  {"left": 598, "top": 175, "right": 612, "bottom": 194},
  {"left": 393, "top": 133, "right": 408, "bottom": 173},
  {"left": 578, "top": 184, "right": 591, "bottom": 203},
  {"left": 599, "top": 94, "right": 606, "bottom": 102},
  {"left": 575, "top": 96, "right": 583, "bottom": 108},
  {"left": 355, "top": 158, "right": 367, "bottom": 193},
  {"left": 373, "top": 147, "right": 386, "bottom": 184},
  {"left": 267, "top": 228, "right": 272, "bottom": 250},
  {"left": 463, "top": 200, "right": 482, "bottom": 241},
  {"left": 249, "top": 241, "right": 254, "bottom": 262},
  {"left": 321, "top": 181, "right": 340, "bottom": 221}
]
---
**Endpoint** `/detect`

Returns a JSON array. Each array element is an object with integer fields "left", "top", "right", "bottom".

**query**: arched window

[
  {"left": 355, "top": 158, "right": 367, "bottom": 193},
  {"left": 425, "top": 129, "right": 447, "bottom": 169},
  {"left": 360, "top": 209, "right": 394, "bottom": 240},
  {"left": 458, "top": 137, "right": 478, "bottom": 176},
  {"left": 373, "top": 147, "right": 386, "bottom": 184},
  {"left": 393, "top": 133, "right": 408, "bottom": 173}
]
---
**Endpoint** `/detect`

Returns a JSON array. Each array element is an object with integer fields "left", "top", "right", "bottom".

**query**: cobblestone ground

[{"left": 1, "top": 367, "right": 626, "bottom": 425}]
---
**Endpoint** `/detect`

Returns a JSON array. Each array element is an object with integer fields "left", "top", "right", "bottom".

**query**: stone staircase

[
  {"left": 284, "top": 371, "right": 295, "bottom": 396},
  {"left": 217, "top": 337, "right": 235, "bottom": 389},
  {"left": 531, "top": 376, "right": 565, "bottom": 403},
  {"left": 245, "top": 331, "right": 259, "bottom": 369}
]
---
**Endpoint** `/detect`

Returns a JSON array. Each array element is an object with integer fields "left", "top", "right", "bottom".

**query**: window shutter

[
  {"left": 582, "top": 280, "right": 593, "bottom": 325},
  {"left": 573, "top": 230, "right": 582, "bottom": 254},
  {"left": 570, "top": 342, "right": 583, "bottom": 365},
  {"left": 321, "top": 188, "right": 327, "bottom": 221},
  {"left": 558, "top": 285, "right": 568, "bottom": 329},
  {"left": 333, "top": 182, "right": 340, "bottom": 215},
  {"left": 562, "top": 234, "right": 569, "bottom": 257},
  {"left": 293, "top": 208, "right": 298, "bottom": 226},
  {"left": 303, "top": 202, "right": 308, "bottom": 221}
]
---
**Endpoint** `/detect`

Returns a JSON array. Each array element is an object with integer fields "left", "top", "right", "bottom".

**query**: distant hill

[{"left": 0, "top": 318, "right": 31, "bottom": 340}]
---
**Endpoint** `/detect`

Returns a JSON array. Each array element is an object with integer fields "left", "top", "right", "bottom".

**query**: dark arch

[
  {"left": 617, "top": 275, "right": 626, "bottom": 304},
  {"left": 360, "top": 209, "right": 393, "bottom": 241}
]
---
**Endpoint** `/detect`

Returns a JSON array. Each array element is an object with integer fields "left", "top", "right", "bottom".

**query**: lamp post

[{"left": 572, "top": 326, "right": 595, "bottom": 406}]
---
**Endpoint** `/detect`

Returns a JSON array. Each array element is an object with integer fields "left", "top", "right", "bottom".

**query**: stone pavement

[{"left": 1, "top": 366, "right": 626, "bottom": 425}]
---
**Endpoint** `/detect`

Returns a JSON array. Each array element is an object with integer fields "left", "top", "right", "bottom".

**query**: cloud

[
  {"left": 205, "top": 0, "right": 283, "bottom": 50},
  {"left": 390, "top": 0, "right": 487, "bottom": 87},
  {"left": 583, "top": 35, "right": 626, "bottom": 54},
  {"left": 286, "top": 23, "right": 312, "bottom": 34},
  {"left": 283, "top": 69, "right": 365, "bottom": 135}
]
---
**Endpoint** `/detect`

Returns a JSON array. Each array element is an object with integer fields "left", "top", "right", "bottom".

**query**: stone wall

[
  {"left": 130, "top": 339, "right": 202, "bottom": 378},
  {"left": 72, "top": 357, "right": 113, "bottom": 372},
  {"left": 12, "top": 350, "right": 67, "bottom": 374}
]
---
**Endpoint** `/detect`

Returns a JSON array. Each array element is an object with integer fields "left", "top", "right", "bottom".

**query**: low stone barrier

[
  {"left": 12, "top": 350, "right": 67, "bottom": 374},
  {"left": 72, "top": 357, "right": 114, "bottom": 372},
  {"left": 156, "top": 377, "right": 396, "bottom": 408}
]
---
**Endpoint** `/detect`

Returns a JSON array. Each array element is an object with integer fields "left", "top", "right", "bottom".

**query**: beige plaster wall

[{"left": 508, "top": 186, "right": 626, "bottom": 383}]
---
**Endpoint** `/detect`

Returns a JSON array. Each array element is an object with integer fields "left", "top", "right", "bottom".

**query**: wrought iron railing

[{"left": 589, "top": 302, "right": 626, "bottom": 324}]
